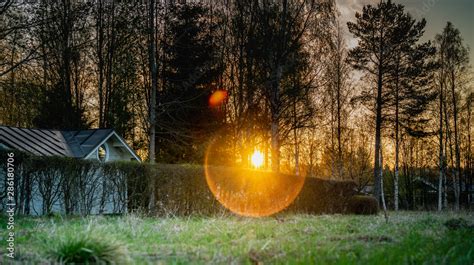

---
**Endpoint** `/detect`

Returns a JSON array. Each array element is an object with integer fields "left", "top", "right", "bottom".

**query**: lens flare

[
  {"left": 209, "top": 90, "right": 228, "bottom": 107},
  {"left": 204, "top": 136, "right": 305, "bottom": 217}
]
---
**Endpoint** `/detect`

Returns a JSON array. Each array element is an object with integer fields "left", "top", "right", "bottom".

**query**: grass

[
  {"left": 47, "top": 234, "right": 128, "bottom": 264},
  {"left": 1, "top": 211, "right": 473, "bottom": 264}
]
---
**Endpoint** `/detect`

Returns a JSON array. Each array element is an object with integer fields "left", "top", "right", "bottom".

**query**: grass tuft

[
  {"left": 48, "top": 234, "right": 128, "bottom": 264},
  {"left": 444, "top": 217, "right": 471, "bottom": 230}
]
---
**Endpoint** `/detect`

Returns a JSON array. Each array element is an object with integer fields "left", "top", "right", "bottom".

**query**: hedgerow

[{"left": 0, "top": 150, "right": 363, "bottom": 216}]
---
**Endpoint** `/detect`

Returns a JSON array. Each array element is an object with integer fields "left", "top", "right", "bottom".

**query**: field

[{"left": 1, "top": 212, "right": 473, "bottom": 264}]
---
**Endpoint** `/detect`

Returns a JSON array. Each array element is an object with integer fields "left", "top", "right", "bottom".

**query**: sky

[{"left": 336, "top": 0, "right": 474, "bottom": 64}]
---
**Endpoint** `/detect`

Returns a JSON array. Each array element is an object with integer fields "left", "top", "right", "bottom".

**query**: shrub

[
  {"left": 346, "top": 195, "right": 379, "bottom": 215},
  {"left": 48, "top": 235, "right": 127, "bottom": 264},
  {"left": 285, "top": 178, "right": 356, "bottom": 214}
]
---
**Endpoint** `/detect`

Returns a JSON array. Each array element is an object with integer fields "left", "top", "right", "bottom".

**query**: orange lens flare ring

[
  {"left": 209, "top": 90, "right": 228, "bottom": 107},
  {"left": 204, "top": 137, "right": 305, "bottom": 217}
]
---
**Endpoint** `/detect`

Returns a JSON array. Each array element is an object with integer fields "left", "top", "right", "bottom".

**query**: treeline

[{"left": 0, "top": 1, "right": 472, "bottom": 210}]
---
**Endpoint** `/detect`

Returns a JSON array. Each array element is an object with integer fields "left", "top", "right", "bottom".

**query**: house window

[{"left": 97, "top": 144, "right": 108, "bottom": 162}]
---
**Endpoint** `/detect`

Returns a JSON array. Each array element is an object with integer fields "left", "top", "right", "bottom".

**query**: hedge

[
  {"left": 0, "top": 150, "right": 361, "bottom": 216},
  {"left": 286, "top": 178, "right": 357, "bottom": 214},
  {"left": 346, "top": 195, "right": 379, "bottom": 215}
]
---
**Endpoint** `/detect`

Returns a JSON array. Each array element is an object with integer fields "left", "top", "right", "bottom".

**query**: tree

[
  {"left": 322, "top": 16, "right": 351, "bottom": 179},
  {"left": 155, "top": 3, "right": 222, "bottom": 163},
  {"left": 435, "top": 22, "right": 469, "bottom": 211},
  {"left": 386, "top": 30, "right": 437, "bottom": 211},
  {"left": 463, "top": 92, "right": 473, "bottom": 205},
  {"left": 223, "top": 0, "right": 266, "bottom": 168},
  {"left": 93, "top": 1, "right": 143, "bottom": 139},
  {"left": 148, "top": 0, "right": 158, "bottom": 163},
  {"left": 347, "top": 0, "right": 397, "bottom": 204},
  {"left": 33, "top": 0, "right": 91, "bottom": 129},
  {"left": 253, "top": 0, "right": 330, "bottom": 172},
  {"left": 435, "top": 28, "right": 448, "bottom": 211},
  {"left": 0, "top": 2, "right": 40, "bottom": 127},
  {"left": 0, "top": 1, "right": 39, "bottom": 78},
  {"left": 347, "top": 0, "right": 434, "bottom": 206}
]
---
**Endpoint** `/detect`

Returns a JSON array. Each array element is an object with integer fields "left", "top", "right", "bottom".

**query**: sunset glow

[{"left": 251, "top": 150, "right": 264, "bottom": 168}]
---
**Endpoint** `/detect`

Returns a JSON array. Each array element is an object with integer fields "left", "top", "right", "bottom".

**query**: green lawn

[{"left": 1, "top": 212, "right": 473, "bottom": 264}]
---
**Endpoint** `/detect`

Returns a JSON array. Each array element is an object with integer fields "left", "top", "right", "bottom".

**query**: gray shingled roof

[{"left": 0, "top": 126, "right": 115, "bottom": 158}]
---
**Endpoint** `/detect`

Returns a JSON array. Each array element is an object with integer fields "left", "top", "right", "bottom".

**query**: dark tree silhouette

[
  {"left": 347, "top": 0, "right": 435, "bottom": 206},
  {"left": 156, "top": 3, "right": 222, "bottom": 163}
]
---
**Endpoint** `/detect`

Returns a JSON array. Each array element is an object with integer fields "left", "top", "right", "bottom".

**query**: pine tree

[{"left": 347, "top": 0, "right": 435, "bottom": 205}]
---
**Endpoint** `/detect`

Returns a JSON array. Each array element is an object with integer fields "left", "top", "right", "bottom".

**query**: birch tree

[
  {"left": 323, "top": 17, "right": 351, "bottom": 179},
  {"left": 435, "top": 22, "right": 469, "bottom": 211}
]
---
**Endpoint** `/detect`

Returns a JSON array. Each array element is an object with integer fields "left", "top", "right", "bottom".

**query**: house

[
  {"left": 0, "top": 126, "right": 140, "bottom": 162},
  {"left": 0, "top": 126, "right": 141, "bottom": 215}
]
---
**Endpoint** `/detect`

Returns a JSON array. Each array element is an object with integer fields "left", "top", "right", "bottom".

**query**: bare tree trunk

[
  {"left": 148, "top": 0, "right": 157, "bottom": 163},
  {"left": 293, "top": 98, "right": 299, "bottom": 176},
  {"left": 380, "top": 148, "right": 388, "bottom": 222},
  {"left": 443, "top": 168, "right": 448, "bottom": 208},
  {"left": 444, "top": 93, "right": 451, "bottom": 209},
  {"left": 330, "top": 82, "right": 335, "bottom": 177},
  {"left": 270, "top": 65, "right": 282, "bottom": 173},
  {"left": 438, "top": 76, "right": 444, "bottom": 211},
  {"left": 271, "top": 114, "right": 280, "bottom": 172},
  {"left": 61, "top": 0, "right": 73, "bottom": 109},
  {"left": 467, "top": 96, "right": 472, "bottom": 204},
  {"left": 96, "top": 0, "right": 105, "bottom": 127},
  {"left": 450, "top": 70, "right": 461, "bottom": 211},
  {"left": 294, "top": 128, "right": 299, "bottom": 176},
  {"left": 336, "top": 66, "right": 343, "bottom": 179},
  {"left": 373, "top": 19, "right": 385, "bottom": 205},
  {"left": 148, "top": 0, "right": 158, "bottom": 214},
  {"left": 103, "top": 1, "right": 116, "bottom": 128},
  {"left": 9, "top": 37, "right": 16, "bottom": 125},
  {"left": 373, "top": 63, "right": 383, "bottom": 205},
  {"left": 394, "top": 61, "right": 400, "bottom": 211},
  {"left": 334, "top": 22, "right": 344, "bottom": 179}
]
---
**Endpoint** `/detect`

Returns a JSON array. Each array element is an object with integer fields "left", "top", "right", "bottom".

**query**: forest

[{"left": 0, "top": 0, "right": 472, "bottom": 212}]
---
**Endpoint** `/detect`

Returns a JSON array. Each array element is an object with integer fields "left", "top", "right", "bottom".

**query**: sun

[{"left": 251, "top": 150, "right": 264, "bottom": 168}]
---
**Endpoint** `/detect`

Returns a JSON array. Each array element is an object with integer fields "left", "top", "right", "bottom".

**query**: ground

[{"left": 1, "top": 212, "right": 473, "bottom": 264}]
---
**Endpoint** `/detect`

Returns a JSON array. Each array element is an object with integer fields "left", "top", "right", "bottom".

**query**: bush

[
  {"left": 286, "top": 177, "right": 356, "bottom": 214},
  {"left": 346, "top": 195, "right": 379, "bottom": 215}
]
